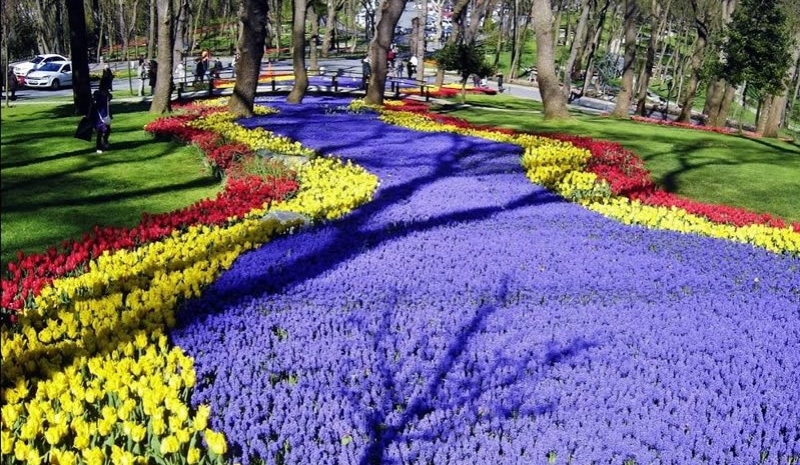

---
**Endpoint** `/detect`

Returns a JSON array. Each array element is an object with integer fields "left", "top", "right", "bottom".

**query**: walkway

[{"left": 171, "top": 95, "right": 799, "bottom": 465}]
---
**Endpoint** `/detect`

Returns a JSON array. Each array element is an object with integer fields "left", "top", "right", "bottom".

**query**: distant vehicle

[
  {"left": 23, "top": 61, "right": 72, "bottom": 90},
  {"left": 12, "top": 54, "right": 69, "bottom": 84}
]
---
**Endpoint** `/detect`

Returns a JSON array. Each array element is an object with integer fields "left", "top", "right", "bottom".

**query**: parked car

[
  {"left": 23, "top": 61, "right": 72, "bottom": 90},
  {"left": 12, "top": 54, "right": 69, "bottom": 84}
]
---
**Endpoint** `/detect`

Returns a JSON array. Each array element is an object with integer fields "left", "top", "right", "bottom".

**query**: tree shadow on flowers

[
  {"left": 194, "top": 99, "right": 563, "bottom": 309},
  {"left": 337, "top": 278, "right": 599, "bottom": 465}
]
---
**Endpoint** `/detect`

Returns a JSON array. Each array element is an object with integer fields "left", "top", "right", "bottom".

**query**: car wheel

[{"left": 51, "top": 79, "right": 60, "bottom": 90}]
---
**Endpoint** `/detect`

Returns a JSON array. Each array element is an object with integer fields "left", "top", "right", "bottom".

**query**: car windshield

[
  {"left": 38, "top": 63, "right": 62, "bottom": 72},
  {"left": 32, "top": 56, "right": 45, "bottom": 64}
]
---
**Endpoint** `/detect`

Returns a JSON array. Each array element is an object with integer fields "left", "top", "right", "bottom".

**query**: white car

[
  {"left": 23, "top": 61, "right": 72, "bottom": 89},
  {"left": 12, "top": 54, "right": 69, "bottom": 83}
]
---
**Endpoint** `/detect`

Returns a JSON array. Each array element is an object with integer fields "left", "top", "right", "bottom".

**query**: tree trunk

[
  {"left": 308, "top": 6, "right": 319, "bottom": 71},
  {"left": 366, "top": 0, "right": 407, "bottom": 105},
  {"left": 67, "top": 0, "right": 92, "bottom": 115},
  {"left": 562, "top": 0, "right": 591, "bottom": 98},
  {"left": 611, "top": 0, "right": 637, "bottom": 118},
  {"left": 509, "top": 12, "right": 530, "bottom": 80},
  {"left": 635, "top": 0, "right": 670, "bottom": 115},
  {"left": 148, "top": 0, "right": 157, "bottom": 59},
  {"left": 321, "top": 0, "right": 339, "bottom": 58},
  {"left": 229, "top": 0, "right": 268, "bottom": 116},
  {"left": 676, "top": 1, "right": 708, "bottom": 123},
  {"left": 150, "top": 0, "right": 174, "bottom": 114},
  {"left": 761, "top": 32, "right": 800, "bottom": 137},
  {"left": 533, "top": 0, "right": 569, "bottom": 119},
  {"left": 287, "top": 0, "right": 309, "bottom": 103},
  {"left": 581, "top": 0, "right": 611, "bottom": 95},
  {"left": 417, "top": 0, "right": 428, "bottom": 81}
]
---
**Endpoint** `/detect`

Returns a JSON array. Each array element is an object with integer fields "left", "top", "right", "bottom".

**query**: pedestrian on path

[
  {"left": 5, "top": 68, "right": 18, "bottom": 100},
  {"left": 88, "top": 88, "right": 112, "bottom": 154},
  {"left": 148, "top": 60, "right": 158, "bottom": 95},
  {"left": 137, "top": 57, "right": 147, "bottom": 96},
  {"left": 361, "top": 57, "right": 371, "bottom": 90}
]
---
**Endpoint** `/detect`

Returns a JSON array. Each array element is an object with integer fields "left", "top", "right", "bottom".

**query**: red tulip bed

[
  {"left": 630, "top": 115, "right": 761, "bottom": 138},
  {"left": 2, "top": 96, "right": 797, "bottom": 328},
  {"left": 385, "top": 99, "right": 799, "bottom": 234},
  {"left": 0, "top": 101, "right": 299, "bottom": 325}
]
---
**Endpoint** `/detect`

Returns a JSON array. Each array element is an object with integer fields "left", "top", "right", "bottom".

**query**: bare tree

[
  {"left": 532, "top": 0, "right": 570, "bottom": 119},
  {"left": 611, "top": 0, "right": 639, "bottom": 117},
  {"left": 229, "top": 0, "right": 269, "bottom": 116},
  {"left": 287, "top": 0, "right": 310, "bottom": 103},
  {"left": 365, "top": 0, "right": 407, "bottom": 104}
]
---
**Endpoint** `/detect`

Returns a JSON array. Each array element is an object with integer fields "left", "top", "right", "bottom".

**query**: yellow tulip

[
  {"left": 0, "top": 431, "right": 13, "bottom": 454},
  {"left": 82, "top": 447, "right": 105, "bottom": 465},
  {"left": 159, "top": 435, "right": 181, "bottom": 455},
  {"left": 204, "top": 429, "right": 228, "bottom": 455},
  {"left": 187, "top": 447, "right": 202, "bottom": 464}
]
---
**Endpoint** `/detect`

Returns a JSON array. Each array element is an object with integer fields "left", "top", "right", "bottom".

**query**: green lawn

[
  {"left": 2, "top": 93, "right": 798, "bottom": 270},
  {"left": 0, "top": 100, "right": 222, "bottom": 267},
  {"left": 433, "top": 94, "right": 800, "bottom": 225}
]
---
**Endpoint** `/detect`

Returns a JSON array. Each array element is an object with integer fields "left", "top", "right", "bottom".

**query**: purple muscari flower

[{"left": 169, "top": 96, "right": 800, "bottom": 464}]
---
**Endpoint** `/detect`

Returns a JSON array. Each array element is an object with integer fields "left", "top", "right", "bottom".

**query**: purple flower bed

[{"left": 172, "top": 96, "right": 800, "bottom": 465}]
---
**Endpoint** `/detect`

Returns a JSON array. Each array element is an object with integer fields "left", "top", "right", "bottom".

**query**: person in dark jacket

[
  {"left": 99, "top": 64, "right": 114, "bottom": 92},
  {"left": 88, "top": 89, "right": 112, "bottom": 153},
  {"left": 148, "top": 60, "right": 158, "bottom": 95},
  {"left": 361, "top": 57, "right": 371, "bottom": 90},
  {"left": 6, "top": 68, "right": 18, "bottom": 100}
]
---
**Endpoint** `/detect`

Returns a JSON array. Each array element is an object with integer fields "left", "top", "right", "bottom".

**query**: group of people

[
  {"left": 192, "top": 49, "right": 224, "bottom": 84},
  {"left": 136, "top": 57, "right": 158, "bottom": 96}
]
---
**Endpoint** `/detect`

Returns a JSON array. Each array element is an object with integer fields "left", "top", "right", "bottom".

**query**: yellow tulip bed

[
  {"left": 1, "top": 100, "right": 378, "bottom": 464},
  {"left": 2, "top": 94, "right": 796, "bottom": 465}
]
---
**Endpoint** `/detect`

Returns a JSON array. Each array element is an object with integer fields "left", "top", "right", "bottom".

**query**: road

[{"left": 2, "top": 54, "right": 620, "bottom": 117}]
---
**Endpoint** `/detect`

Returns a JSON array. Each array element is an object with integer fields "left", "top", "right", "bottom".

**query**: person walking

[
  {"left": 194, "top": 57, "right": 206, "bottom": 84},
  {"left": 137, "top": 57, "right": 147, "bottom": 97},
  {"left": 88, "top": 88, "right": 112, "bottom": 154},
  {"left": 99, "top": 64, "right": 114, "bottom": 93},
  {"left": 361, "top": 57, "right": 371, "bottom": 91},
  {"left": 409, "top": 55, "right": 418, "bottom": 79},
  {"left": 6, "top": 68, "right": 18, "bottom": 100},
  {"left": 148, "top": 60, "right": 158, "bottom": 95},
  {"left": 231, "top": 52, "right": 239, "bottom": 77}
]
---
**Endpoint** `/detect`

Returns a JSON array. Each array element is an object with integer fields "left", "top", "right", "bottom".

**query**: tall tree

[
  {"left": 67, "top": 0, "right": 93, "bottom": 115},
  {"left": 286, "top": 0, "right": 309, "bottom": 102},
  {"left": 562, "top": 0, "right": 592, "bottom": 98},
  {"left": 229, "top": 0, "right": 269, "bottom": 116},
  {"left": 676, "top": 0, "right": 710, "bottom": 123},
  {"left": 150, "top": 0, "right": 174, "bottom": 113},
  {"left": 532, "top": 0, "right": 570, "bottom": 119},
  {"left": 636, "top": 0, "right": 671, "bottom": 116},
  {"left": 433, "top": 0, "right": 471, "bottom": 87},
  {"left": 611, "top": 0, "right": 639, "bottom": 117},
  {"left": 365, "top": 0, "right": 407, "bottom": 105},
  {"left": 702, "top": 0, "right": 737, "bottom": 127}
]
